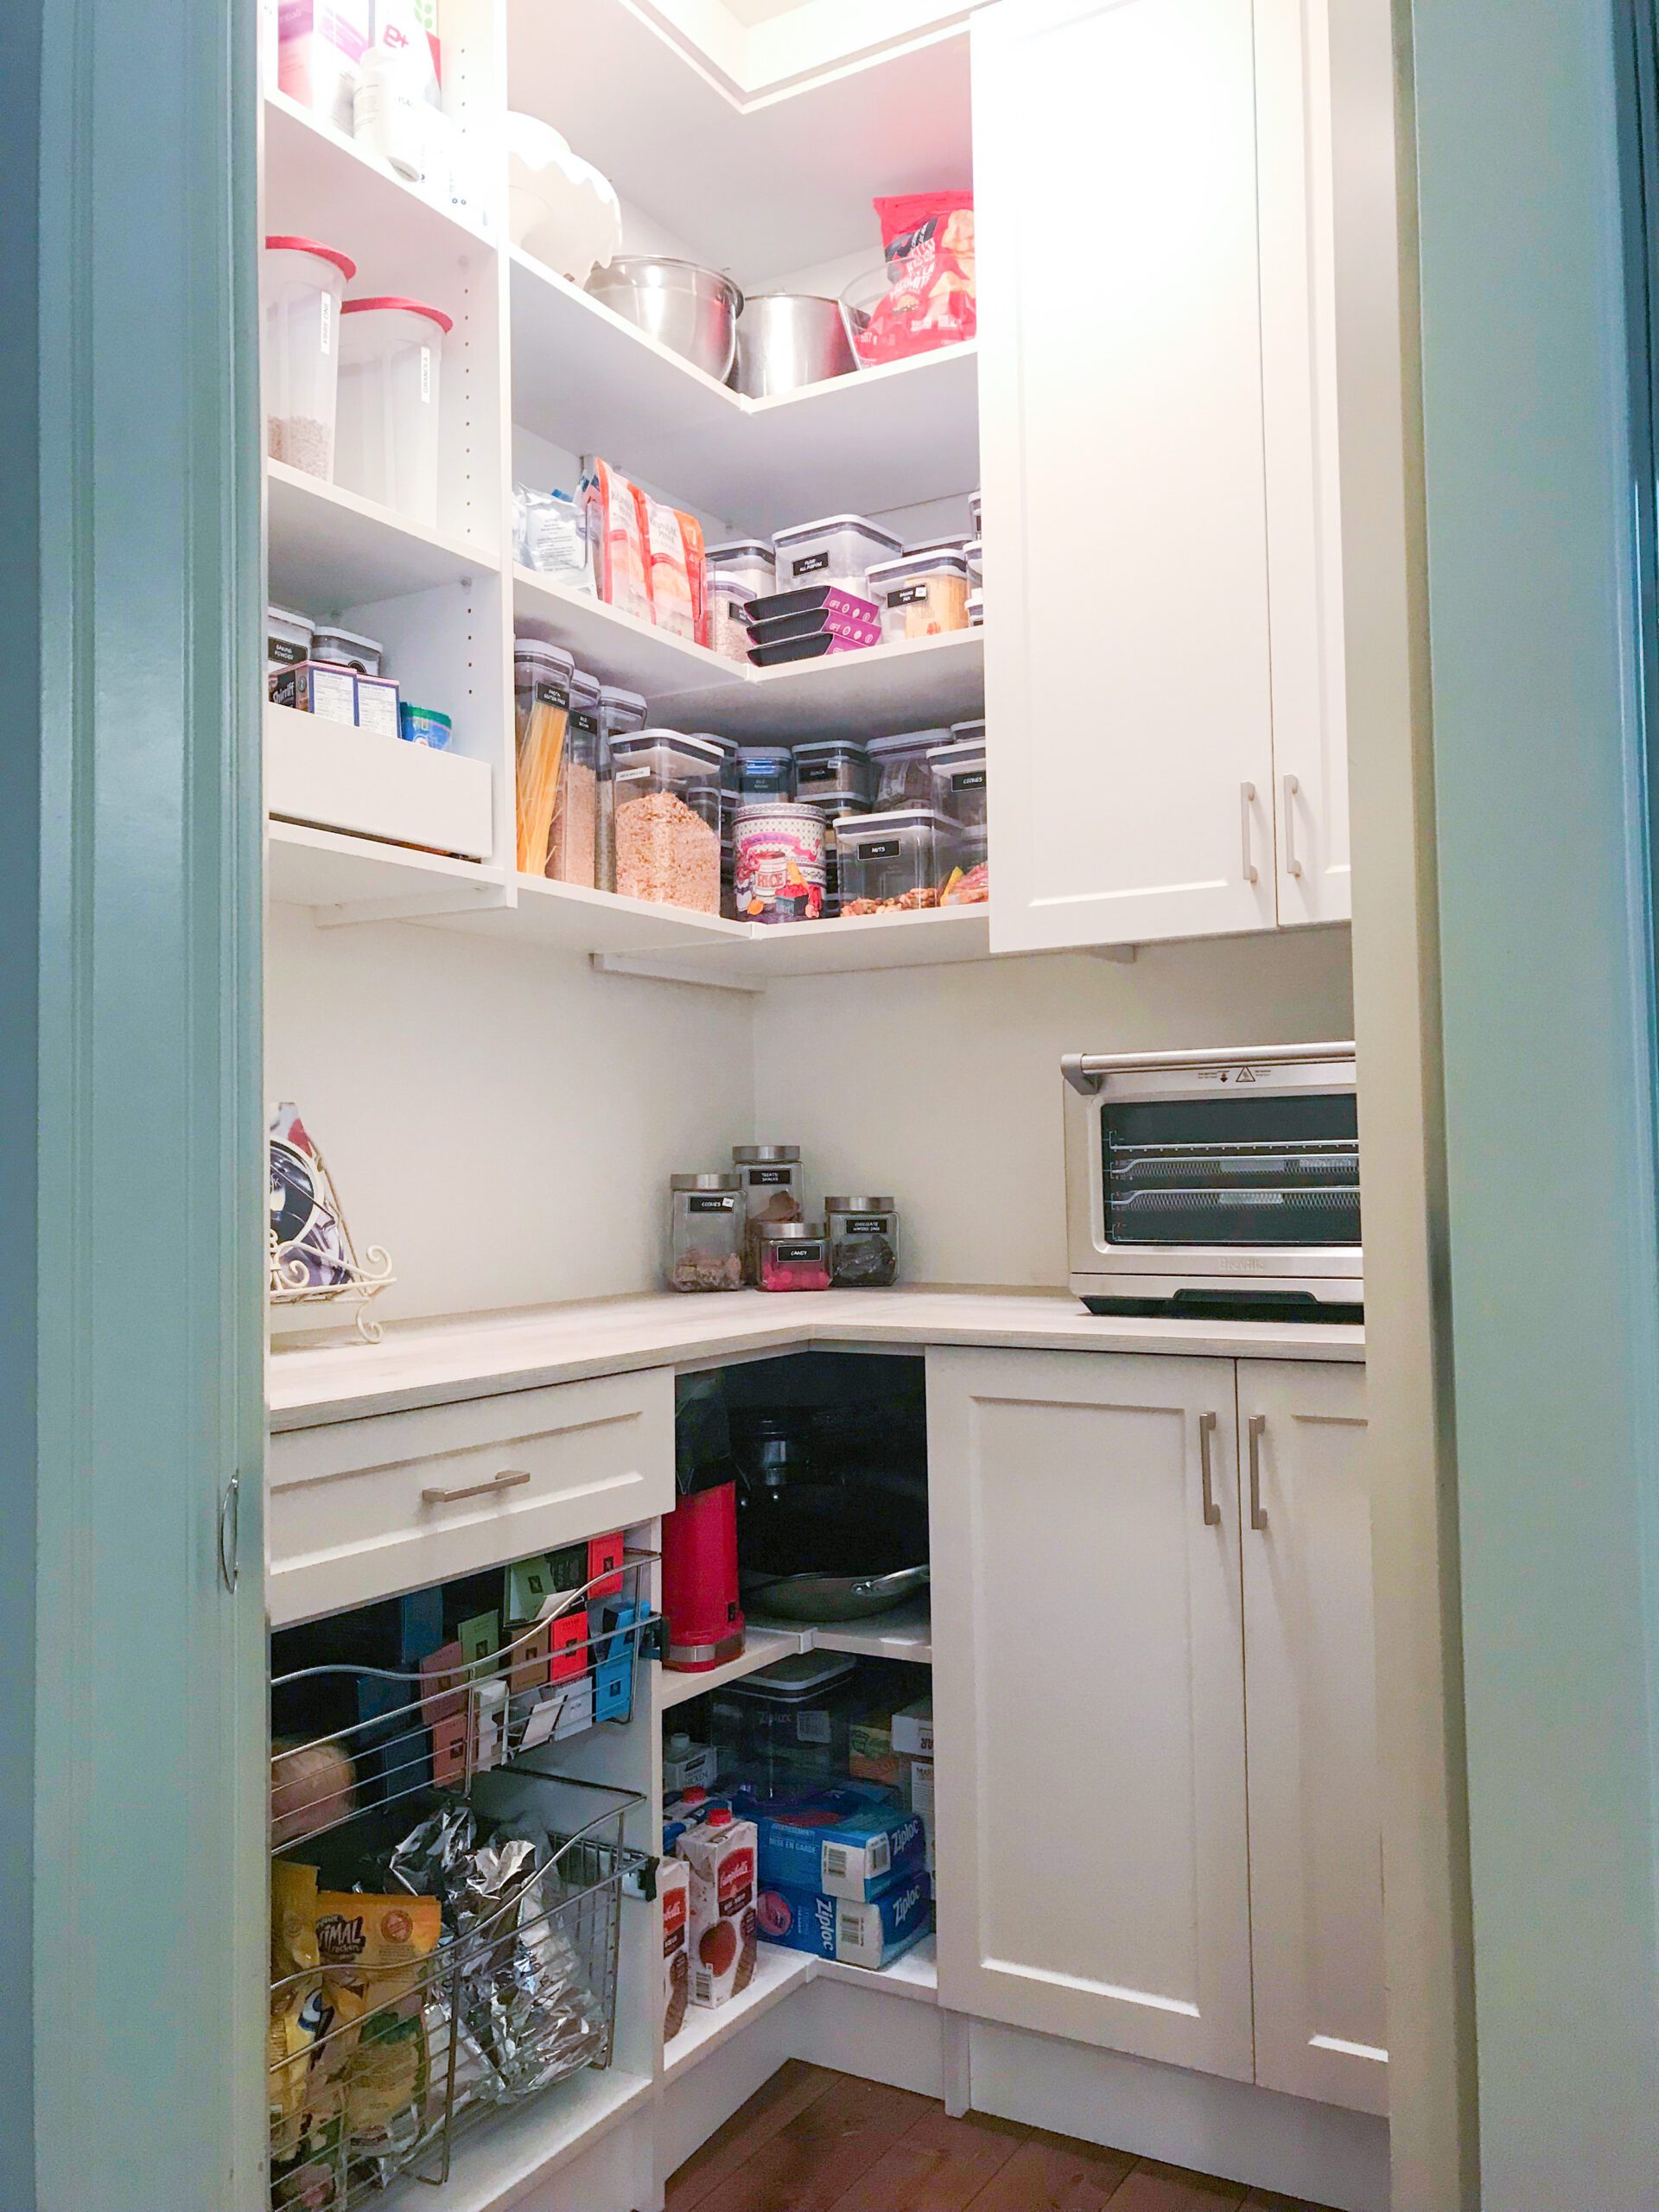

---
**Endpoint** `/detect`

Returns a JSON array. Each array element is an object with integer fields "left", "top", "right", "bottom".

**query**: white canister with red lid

[
  {"left": 262, "top": 236, "right": 357, "bottom": 480},
  {"left": 334, "top": 296, "right": 454, "bottom": 525}
]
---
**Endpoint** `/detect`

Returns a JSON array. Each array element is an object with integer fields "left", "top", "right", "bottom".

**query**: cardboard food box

[
  {"left": 735, "top": 1782, "right": 925, "bottom": 1904},
  {"left": 661, "top": 1859, "right": 691, "bottom": 2045},
  {"left": 892, "top": 1696, "right": 933, "bottom": 1759},
  {"left": 756, "top": 1865, "right": 933, "bottom": 1970},
  {"left": 679, "top": 1810, "right": 758, "bottom": 2008},
  {"left": 909, "top": 1758, "right": 936, "bottom": 1875},
  {"left": 848, "top": 1713, "right": 910, "bottom": 1803}
]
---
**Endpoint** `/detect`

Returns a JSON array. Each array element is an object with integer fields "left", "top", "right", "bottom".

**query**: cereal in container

[
  {"left": 594, "top": 683, "right": 647, "bottom": 894},
  {"left": 610, "top": 731, "right": 722, "bottom": 912}
]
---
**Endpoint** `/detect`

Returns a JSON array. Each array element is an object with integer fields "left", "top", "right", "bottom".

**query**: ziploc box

[
  {"left": 909, "top": 1758, "right": 936, "bottom": 1875},
  {"left": 757, "top": 1866, "right": 932, "bottom": 1970},
  {"left": 737, "top": 1782, "right": 926, "bottom": 1904}
]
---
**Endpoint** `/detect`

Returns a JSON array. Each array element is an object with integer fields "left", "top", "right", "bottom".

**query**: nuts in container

[
  {"left": 669, "top": 1174, "right": 746, "bottom": 1293},
  {"left": 836, "top": 809, "right": 960, "bottom": 917},
  {"left": 610, "top": 731, "right": 723, "bottom": 912}
]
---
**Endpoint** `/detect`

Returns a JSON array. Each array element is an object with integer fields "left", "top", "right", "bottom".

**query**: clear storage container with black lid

[
  {"left": 738, "top": 745, "right": 795, "bottom": 803},
  {"left": 609, "top": 731, "right": 723, "bottom": 912},
  {"left": 866, "top": 728, "right": 950, "bottom": 810},
  {"left": 791, "top": 738, "right": 870, "bottom": 806},
  {"left": 712, "top": 1650, "right": 860, "bottom": 1792},
  {"left": 594, "top": 683, "right": 647, "bottom": 894},
  {"left": 667, "top": 1173, "right": 745, "bottom": 1293},
  {"left": 836, "top": 808, "right": 959, "bottom": 914}
]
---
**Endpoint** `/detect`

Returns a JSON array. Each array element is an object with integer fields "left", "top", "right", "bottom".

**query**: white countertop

[{"left": 268, "top": 1287, "right": 1364, "bottom": 1430}]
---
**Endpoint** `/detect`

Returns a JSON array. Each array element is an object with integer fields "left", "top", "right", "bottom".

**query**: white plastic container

[
  {"left": 262, "top": 237, "right": 356, "bottom": 480},
  {"left": 772, "top": 513, "right": 902, "bottom": 598},
  {"left": 335, "top": 296, "right": 453, "bottom": 525},
  {"left": 705, "top": 539, "right": 776, "bottom": 600},
  {"left": 867, "top": 550, "right": 973, "bottom": 643},
  {"left": 310, "top": 624, "right": 383, "bottom": 676},
  {"left": 353, "top": 40, "right": 428, "bottom": 181}
]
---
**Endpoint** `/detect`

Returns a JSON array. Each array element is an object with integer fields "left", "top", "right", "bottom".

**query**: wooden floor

[{"left": 666, "top": 2062, "right": 1338, "bottom": 2212}]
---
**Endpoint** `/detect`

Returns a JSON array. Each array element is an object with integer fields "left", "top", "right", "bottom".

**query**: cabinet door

[
  {"left": 1238, "top": 1359, "right": 1387, "bottom": 2112},
  {"left": 1256, "top": 0, "right": 1352, "bottom": 925},
  {"left": 975, "top": 0, "right": 1279, "bottom": 950},
  {"left": 927, "top": 1348, "right": 1253, "bottom": 2079}
]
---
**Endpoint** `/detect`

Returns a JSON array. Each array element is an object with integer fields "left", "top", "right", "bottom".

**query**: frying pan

[{"left": 741, "top": 1563, "right": 930, "bottom": 1624}]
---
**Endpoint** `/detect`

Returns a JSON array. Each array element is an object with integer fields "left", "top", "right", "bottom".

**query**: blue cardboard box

[
  {"left": 733, "top": 1781, "right": 927, "bottom": 1902},
  {"left": 757, "top": 1866, "right": 933, "bottom": 1968}
]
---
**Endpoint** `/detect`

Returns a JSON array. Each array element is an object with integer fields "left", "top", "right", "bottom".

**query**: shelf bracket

[
  {"left": 590, "top": 952, "right": 766, "bottom": 995},
  {"left": 310, "top": 883, "right": 517, "bottom": 930},
  {"left": 1086, "top": 943, "right": 1138, "bottom": 965}
]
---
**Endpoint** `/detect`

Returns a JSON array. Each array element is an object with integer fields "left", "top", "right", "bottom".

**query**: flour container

[
  {"left": 262, "top": 237, "right": 356, "bottom": 479},
  {"left": 771, "top": 514, "right": 902, "bottom": 599},
  {"left": 335, "top": 296, "right": 453, "bottom": 524}
]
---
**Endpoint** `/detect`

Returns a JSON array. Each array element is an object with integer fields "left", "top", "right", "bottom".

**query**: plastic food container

[
  {"left": 262, "top": 237, "right": 355, "bottom": 479},
  {"left": 739, "top": 746, "right": 795, "bottom": 803},
  {"left": 866, "top": 729, "right": 950, "bottom": 810},
  {"left": 965, "top": 538, "right": 983, "bottom": 586},
  {"left": 772, "top": 514, "right": 903, "bottom": 598},
  {"left": 826, "top": 1197, "right": 899, "bottom": 1288},
  {"left": 609, "top": 731, "right": 723, "bottom": 912},
  {"left": 756, "top": 1219, "right": 832, "bottom": 1294},
  {"left": 734, "top": 802, "right": 827, "bottom": 925},
  {"left": 709, "top": 581, "right": 756, "bottom": 664},
  {"left": 546, "top": 670, "right": 601, "bottom": 887},
  {"left": 310, "top": 623, "right": 383, "bottom": 675},
  {"left": 594, "top": 684, "right": 647, "bottom": 894},
  {"left": 398, "top": 702, "right": 450, "bottom": 749},
  {"left": 867, "top": 550, "right": 972, "bottom": 642},
  {"left": 927, "top": 736, "right": 987, "bottom": 829},
  {"left": 733, "top": 1144, "right": 803, "bottom": 1283},
  {"left": 266, "top": 604, "right": 314, "bottom": 690},
  {"left": 791, "top": 740, "right": 870, "bottom": 806},
  {"left": 668, "top": 1174, "right": 746, "bottom": 1294},
  {"left": 836, "top": 808, "right": 960, "bottom": 916},
  {"left": 335, "top": 296, "right": 453, "bottom": 526},
  {"left": 705, "top": 539, "right": 776, "bottom": 600},
  {"left": 513, "top": 640, "right": 575, "bottom": 874},
  {"left": 803, "top": 798, "right": 867, "bottom": 918},
  {"left": 968, "top": 588, "right": 984, "bottom": 627},
  {"left": 970, "top": 490, "right": 982, "bottom": 536},
  {"left": 713, "top": 1651, "right": 858, "bottom": 1789}
]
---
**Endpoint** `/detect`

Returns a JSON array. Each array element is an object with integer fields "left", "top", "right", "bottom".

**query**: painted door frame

[
  {"left": 2, "top": 0, "right": 267, "bottom": 2206},
  {"left": 1347, "top": 0, "right": 1659, "bottom": 2206}
]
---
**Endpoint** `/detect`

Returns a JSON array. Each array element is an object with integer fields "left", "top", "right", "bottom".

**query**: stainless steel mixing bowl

[
  {"left": 586, "top": 256, "right": 744, "bottom": 382},
  {"left": 735, "top": 293, "right": 860, "bottom": 397}
]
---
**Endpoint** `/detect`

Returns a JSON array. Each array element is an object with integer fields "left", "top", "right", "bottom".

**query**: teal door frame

[
  {"left": 1400, "top": 0, "right": 1659, "bottom": 2202},
  {"left": 3, "top": 0, "right": 268, "bottom": 2205}
]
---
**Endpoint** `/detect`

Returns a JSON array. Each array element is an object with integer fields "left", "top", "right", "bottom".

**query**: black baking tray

[
  {"left": 745, "top": 585, "right": 881, "bottom": 628},
  {"left": 747, "top": 632, "right": 877, "bottom": 668},
  {"left": 747, "top": 605, "right": 880, "bottom": 647}
]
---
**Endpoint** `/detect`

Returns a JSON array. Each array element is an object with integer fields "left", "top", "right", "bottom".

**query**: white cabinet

[
  {"left": 1239, "top": 1358, "right": 1387, "bottom": 2113},
  {"left": 927, "top": 1344, "right": 1382, "bottom": 2113},
  {"left": 927, "top": 1347, "right": 1255, "bottom": 2079},
  {"left": 975, "top": 0, "right": 1351, "bottom": 950}
]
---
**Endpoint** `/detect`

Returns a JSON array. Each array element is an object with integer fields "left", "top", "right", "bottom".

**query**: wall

[
  {"left": 753, "top": 926, "right": 1354, "bottom": 1287},
  {"left": 265, "top": 903, "right": 755, "bottom": 1331}
]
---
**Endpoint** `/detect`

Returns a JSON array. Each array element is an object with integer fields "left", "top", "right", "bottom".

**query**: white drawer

[{"left": 267, "top": 1370, "right": 674, "bottom": 1625}]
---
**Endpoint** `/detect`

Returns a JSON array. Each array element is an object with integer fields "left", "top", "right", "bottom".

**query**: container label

[
  {"left": 571, "top": 709, "right": 601, "bottom": 736},
  {"left": 792, "top": 550, "right": 830, "bottom": 577},
  {"left": 796, "top": 762, "right": 838, "bottom": 784},
  {"left": 534, "top": 677, "right": 570, "bottom": 709},
  {"left": 861, "top": 839, "right": 901, "bottom": 859},
  {"left": 775, "top": 1243, "right": 823, "bottom": 1265},
  {"left": 319, "top": 290, "right": 331, "bottom": 358},
  {"left": 688, "top": 1194, "right": 736, "bottom": 1214},
  {"left": 268, "top": 639, "right": 307, "bottom": 666},
  {"left": 842, "top": 1217, "right": 889, "bottom": 1236},
  {"left": 420, "top": 345, "right": 432, "bottom": 404},
  {"left": 613, "top": 766, "right": 649, "bottom": 783},
  {"left": 746, "top": 1167, "right": 794, "bottom": 1187},
  {"left": 951, "top": 770, "right": 987, "bottom": 791},
  {"left": 887, "top": 582, "right": 930, "bottom": 607}
]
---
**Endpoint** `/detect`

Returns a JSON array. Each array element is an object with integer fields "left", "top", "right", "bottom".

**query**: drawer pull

[
  {"left": 1198, "top": 1411, "right": 1222, "bottom": 1527},
  {"left": 1248, "top": 1414, "right": 1269, "bottom": 1531},
  {"left": 422, "top": 1467, "right": 533, "bottom": 1507}
]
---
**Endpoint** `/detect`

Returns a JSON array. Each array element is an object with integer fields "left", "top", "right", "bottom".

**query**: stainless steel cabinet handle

[
  {"left": 1199, "top": 1411, "right": 1222, "bottom": 1526},
  {"left": 1282, "top": 774, "right": 1304, "bottom": 877},
  {"left": 1240, "top": 783, "right": 1259, "bottom": 884},
  {"left": 1248, "top": 1414, "right": 1269, "bottom": 1531},
  {"left": 218, "top": 1474, "right": 239, "bottom": 1594},
  {"left": 423, "top": 1467, "right": 533, "bottom": 1506}
]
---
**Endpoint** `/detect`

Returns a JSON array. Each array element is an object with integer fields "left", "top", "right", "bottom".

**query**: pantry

[{"left": 259, "top": 3, "right": 1386, "bottom": 2210}]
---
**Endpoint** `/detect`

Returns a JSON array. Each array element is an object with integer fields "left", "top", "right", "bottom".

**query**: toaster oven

[{"left": 1062, "top": 1043, "right": 1362, "bottom": 1319}]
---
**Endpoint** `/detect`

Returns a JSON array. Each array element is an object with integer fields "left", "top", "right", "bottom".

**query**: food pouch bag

[
  {"left": 637, "top": 491, "right": 696, "bottom": 640},
  {"left": 316, "top": 1891, "right": 442, "bottom": 2151},
  {"left": 864, "top": 192, "right": 976, "bottom": 363},
  {"left": 582, "top": 460, "right": 652, "bottom": 622},
  {"left": 269, "top": 1860, "right": 324, "bottom": 2158}
]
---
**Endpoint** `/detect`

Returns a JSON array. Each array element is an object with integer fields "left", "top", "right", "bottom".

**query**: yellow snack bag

[
  {"left": 315, "top": 1891, "right": 442, "bottom": 2008},
  {"left": 315, "top": 1891, "right": 443, "bottom": 2154},
  {"left": 268, "top": 1861, "right": 322, "bottom": 2158}
]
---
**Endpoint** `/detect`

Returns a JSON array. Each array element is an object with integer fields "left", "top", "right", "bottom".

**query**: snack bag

[
  {"left": 861, "top": 193, "right": 976, "bottom": 364},
  {"left": 636, "top": 490, "right": 697, "bottom": 640},
  {"left": 581, "top": 461, "right": 652, "bottom": 622},
  {"left": 315, "top": 1891, "right": 443, "bottom": 2158},
  {"left": 676, "top": 509, "right": 707, "bottom": 645},
  {"left": 269, "top": 1861, "right": 323, "bottom": 2159}
]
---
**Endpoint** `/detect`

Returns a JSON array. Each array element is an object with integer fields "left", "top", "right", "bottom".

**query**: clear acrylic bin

[
  {"left": 610, "top": 731, "right": 723, "bottom": 911},
  {"left": 836, "top": 808, "right": 960, "bottom": 915}
]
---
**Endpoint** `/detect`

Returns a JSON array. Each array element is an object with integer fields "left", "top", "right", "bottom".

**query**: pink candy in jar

[{"left": 757, "top": 1221, "right": 832, "bottom": 1292}]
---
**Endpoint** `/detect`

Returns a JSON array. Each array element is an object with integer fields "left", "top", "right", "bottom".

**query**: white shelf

[
  {"left": 267, "top": 463, "right": 499, "bottom": 610},
  {"left": 376, "top": 2067, "right": 652, "bottom": 2212},
  {"left": 267, "top": 820, "right": 503, "bottom": 910},
  {"left": 264, "top": 91, "right": 495, "bottom": 290},
  {"left": 664, "top": 1943, "right": 817, "bottom": 2080},
  {"left": 440, "top": 874, "right": 752, "bottom": 957},
  {"left": 657, "top": 1628, "right": 806, "bottom": 1711},
  {"left": 506, "top": 1, "right": 972, "bottom": 286},
  {"left": 601, "top": 904, "right": 990, "bottom": 988},
  {"left": 510, "top": 251, "right": 978, "bottom": 534},
  {"left": 816, "top": 1935, "right": 938, "bottom": 2004},
  {"left": 785, "top": 1595, "right": 933, "bottom": 1665},
  {"left": 513, "top": 566, "right": 739, "bottom": 699},
  {"left": 660, "top": 630, "right": 986, "bottom": 742}
]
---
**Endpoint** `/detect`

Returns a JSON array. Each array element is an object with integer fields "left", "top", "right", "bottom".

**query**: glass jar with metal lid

[
  {"left": 609, "top": 731, "right": 723, "bottom": 911},
  {"left": 733, "top": 1143, "right": 802, "bottom": 1283},
  {"left": 825, "top": 1197, "right": 899, "bottom": 1288},
  {"left": 791, "top": 738, "right": 870, "bottom": 806},
  {"left": 755, "top": 1217, "right": 832, "bottom": 1293},
  {"left": 668, "top": 1174, "right": 746, "bottom": 1293}
]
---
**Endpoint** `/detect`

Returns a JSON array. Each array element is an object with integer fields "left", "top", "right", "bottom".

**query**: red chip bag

[{"left": 861, "top": 192, "right": 976, "bottom": 365}]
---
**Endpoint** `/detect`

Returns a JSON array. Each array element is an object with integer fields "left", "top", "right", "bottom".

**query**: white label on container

[
  {"left": 887, "top": 582, "right": 930, "bottom": 608},
  {"left": 792, "top": 550, "right": 830, "bottom": 577},
  {"left": 688, "top": 1194, "right": 736, "bottom": 1214},
  {"left": 421, "top": 345, "right": 432, "bottom": 403},
  {"left": 797, "top": 1712, "right": 831, "bottom": 1745},
  {"left": 320, "top": 290, "right": 332, "bottom": 356}
]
